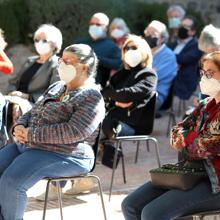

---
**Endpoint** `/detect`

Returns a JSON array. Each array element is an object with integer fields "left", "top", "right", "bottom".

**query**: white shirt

[{"left": 174, "top": 37, "right": 192, "bottom": 54}]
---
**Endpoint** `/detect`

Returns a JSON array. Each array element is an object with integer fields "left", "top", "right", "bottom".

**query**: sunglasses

[
  {"left": 34, "top": 39, "right": 48, "bottom": 43},
  {"left": 124, "top": 45, "right": 137, "bottom": 52},
  {"left": 200, "top": 69, "right": 215, "bottom": 79}
]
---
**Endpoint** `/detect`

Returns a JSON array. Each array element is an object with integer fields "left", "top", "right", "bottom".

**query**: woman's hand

[
  {"left": 13, "top": 125, "right": 29, "bottom": 144},
  {"left": 8, "top": 91, "right": 29, "bottom": 99},
  {"left": 115, "top": 101, "right": 133, "bottom": 108}
]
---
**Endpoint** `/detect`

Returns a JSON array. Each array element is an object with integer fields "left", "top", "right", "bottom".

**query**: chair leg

[
  {"left": 146, "top": 141, "right": 150, "bottom": 152},
  {"left": 135, "top": 141, "right": 140, "bottom": 163},
  {"left": 56, "top": 182, "right": 63, "bottom": 220},
  {"left": 109, "top": 141, "right": 120, "bottom": 201},
  {"left": 120, "top": 144, "right": 126, "bottom": 184},
  {"left": 42, "top": 180, "right": 51, "bottom": 220},
  {"left": 149, "top": 138, "right": 161, "bottom": 167},
  {"left": 90, "top": 175, "right": 107, "bottom": 220}
]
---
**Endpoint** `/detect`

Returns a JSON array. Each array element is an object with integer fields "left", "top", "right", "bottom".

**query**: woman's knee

[{"left": 121, "top": 194, "right": 138, "bottom": 219}]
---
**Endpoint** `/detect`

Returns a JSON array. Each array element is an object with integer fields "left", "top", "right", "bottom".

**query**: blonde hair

[
  {"left": 200, "top": 51, "right": 220, "bottom": 71},
  {"left": 122, "top": 34, "right": 152, "bottom": 68}
]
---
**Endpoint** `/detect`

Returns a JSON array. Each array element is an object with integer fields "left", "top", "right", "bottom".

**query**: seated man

[
  {"left": 170, "top": 16, "right": 203, "bottom": 101},
  {"left": 76, "top": 12, "right": 122, "bottom": 88},
  {"left": 144, "top": 20, "right": 177, "bottom": 110}
]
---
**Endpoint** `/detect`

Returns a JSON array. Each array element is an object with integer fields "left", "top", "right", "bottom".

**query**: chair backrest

[
  {"left": 136, "top": 93, "right": 157, "bottom": 135},
  {"left": 159, "top": 79, "right": 175, "bottom": 111},
  {"left": 90, "top": 123, "right": 102, "bottom": 172}
]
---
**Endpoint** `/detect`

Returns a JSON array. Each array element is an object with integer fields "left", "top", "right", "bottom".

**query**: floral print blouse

[{"left": 170, "top": 97, "right": 220, "bottom": 193}]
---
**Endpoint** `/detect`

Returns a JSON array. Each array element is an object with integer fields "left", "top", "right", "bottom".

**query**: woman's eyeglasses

[
  {"left": 58, "top": 57, "right": 79, "bottom": 66},
  {"left": 124, "top": 45, "right": 137, "bottom": 52},
  {"left": 34, "top": 39, "right": 48, "bottom": 43},
  {"left": 200, "top": 69, "right": 215, "bottom": 79}
]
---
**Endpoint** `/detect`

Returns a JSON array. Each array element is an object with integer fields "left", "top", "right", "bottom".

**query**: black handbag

[
  {"left": 101, "top": 143, "right": 123, "bottom": 169},
  {"left": 149, "top": 161, "right": 208, "bottom": 190}
]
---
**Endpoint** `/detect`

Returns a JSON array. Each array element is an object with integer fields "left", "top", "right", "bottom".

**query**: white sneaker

[
  {"left": 35, "top": 183, "right": 61, "bottom": 201},
  {"left": 64, "top": 179, "right": 95, "bottom": 195}
]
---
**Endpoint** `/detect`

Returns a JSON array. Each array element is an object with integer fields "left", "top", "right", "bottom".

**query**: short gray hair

[
  {"left": 109, "top": 18, "right": 130, "bottom": 34},
  {"left": 167, "top": 4, "right": 186, "bottom": 19},
  {"left": 64, "top": 44, "right": 98, "bottom": 78},
  {"left": 148, "top": 20, "right": 169, "bottom": 43},
  {"left": 34, "top": 24, "right": 63, "bottom": 54},
  {"left": 198, "top": 24, "right": 220, "bottom": 52}
]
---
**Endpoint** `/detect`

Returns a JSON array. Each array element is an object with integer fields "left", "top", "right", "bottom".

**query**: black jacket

[
  {"left": 170, "top": 38, "right": 203, "bottom": 100},
  {"left": 102, "top": 66, "right": 157, "bottom": 134}
]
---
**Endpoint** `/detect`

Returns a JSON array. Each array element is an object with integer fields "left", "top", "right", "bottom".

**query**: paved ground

[{"left": 23, "top": 97, "right": 194, "bottom": 220}]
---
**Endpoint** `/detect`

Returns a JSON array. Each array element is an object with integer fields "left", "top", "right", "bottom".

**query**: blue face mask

[
  {"left": 89, "top": 25, "right": 106, "bottom": 40},
  {"left": 168, "top": 17, "right": 181, "bottom": 29}
]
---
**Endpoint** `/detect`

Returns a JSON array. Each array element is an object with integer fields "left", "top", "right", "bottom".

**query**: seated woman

[
  {"left": 8, "top": 24, "right": 62, "bottom": 103},
  {"left": 0, "top": 44, "right": 105, "bottom": 220},
  {"left": 102, "top": 34, "right": 157, "bottom": 139},
  {"left": 121, "top": 51, "right": 220, "bottom": 220},
  {"left": 109, "top": 17, "right": 130, "bottom": 49},
  {"left": 6, "top": 24, "right": 62, "bottom": 127}
]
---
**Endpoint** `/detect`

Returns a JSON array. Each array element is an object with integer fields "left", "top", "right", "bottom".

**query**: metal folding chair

[
  {"left": 159, "top": 79, "right": 177, "bottom": 137},
  {"left": 105, "top": 94, "right": 161, "bottom": 201},
  {"left": 42, "top": 125, "right": 107, "bottom": 220}
]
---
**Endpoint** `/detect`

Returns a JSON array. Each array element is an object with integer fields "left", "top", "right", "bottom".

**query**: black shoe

[{"left": 155, "top": 112, "right": 162, "bottom": 118}]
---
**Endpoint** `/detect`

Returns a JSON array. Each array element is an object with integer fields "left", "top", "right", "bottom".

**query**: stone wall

[{"left": 141, "top": 0, "right": 220, "bottom": 27}]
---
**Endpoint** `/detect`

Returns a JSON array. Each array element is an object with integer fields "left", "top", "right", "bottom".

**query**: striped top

[{"left": 16, "top": 81, "right": 105, "bottom": 155}]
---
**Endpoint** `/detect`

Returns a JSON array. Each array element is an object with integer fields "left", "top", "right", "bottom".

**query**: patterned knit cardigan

[
  {"left": 15, "top": 81, "right": 105, "bottom": 155},
  {"left": 171, "top": 97, "right": 220, "bottom": 193}
]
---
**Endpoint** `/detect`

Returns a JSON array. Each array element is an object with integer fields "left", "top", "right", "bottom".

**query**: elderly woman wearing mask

[
  {"left": 0, "top": 44, "right": 105, "bottom": 220},
  {"left": 122, "top": 51, "right": 220, "bottom": 220},
  {"left": 8, "top": 24, "right": 62, "bottom": 103},
  {"left": 109, "top": 17, "right": 130, "bottom": 49},
  {"left": 6, "top": 24, "right": 62, "bottom": 126},
  {"left": 102, "top": 34, "right": 157, "bottom": 139}
]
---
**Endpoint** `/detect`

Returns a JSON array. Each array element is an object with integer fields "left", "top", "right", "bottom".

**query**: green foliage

[
  {"left": 0, "top": 0, "right": 29, "bottom": 44},
  {"left": 0, "top": 0, "right": 205, "bottom": 48}
]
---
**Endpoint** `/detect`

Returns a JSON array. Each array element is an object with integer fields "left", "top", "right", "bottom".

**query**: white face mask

[
  {"left": 200, "top": 76, "right": 220, "bottom": 97},
  {"left": 89, "top": 25, "right": 105, "bottom": 40},
  {"left": 110, "top": 28, "right": 125, "bottom": 39},
  {"left": 58, "top": 62, "right": 76, "bottom": 84},
  {"left": 124, "top": 49, "right": 142, "bottom": 67},
  {"left": 35, "top": 41, "right": 51, "bottom": 55}
]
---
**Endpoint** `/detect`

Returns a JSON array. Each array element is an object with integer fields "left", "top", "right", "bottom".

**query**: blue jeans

[
  {"left": 0, "top": 143, "right": 94, "bottom": 220},
  {"left": 121, "top": 181, "right": 220, "bottom": 220}
]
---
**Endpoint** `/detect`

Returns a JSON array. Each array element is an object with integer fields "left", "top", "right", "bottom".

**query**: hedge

[{"left": 0, "top": 0, "right": 204, "bottom": 49}]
